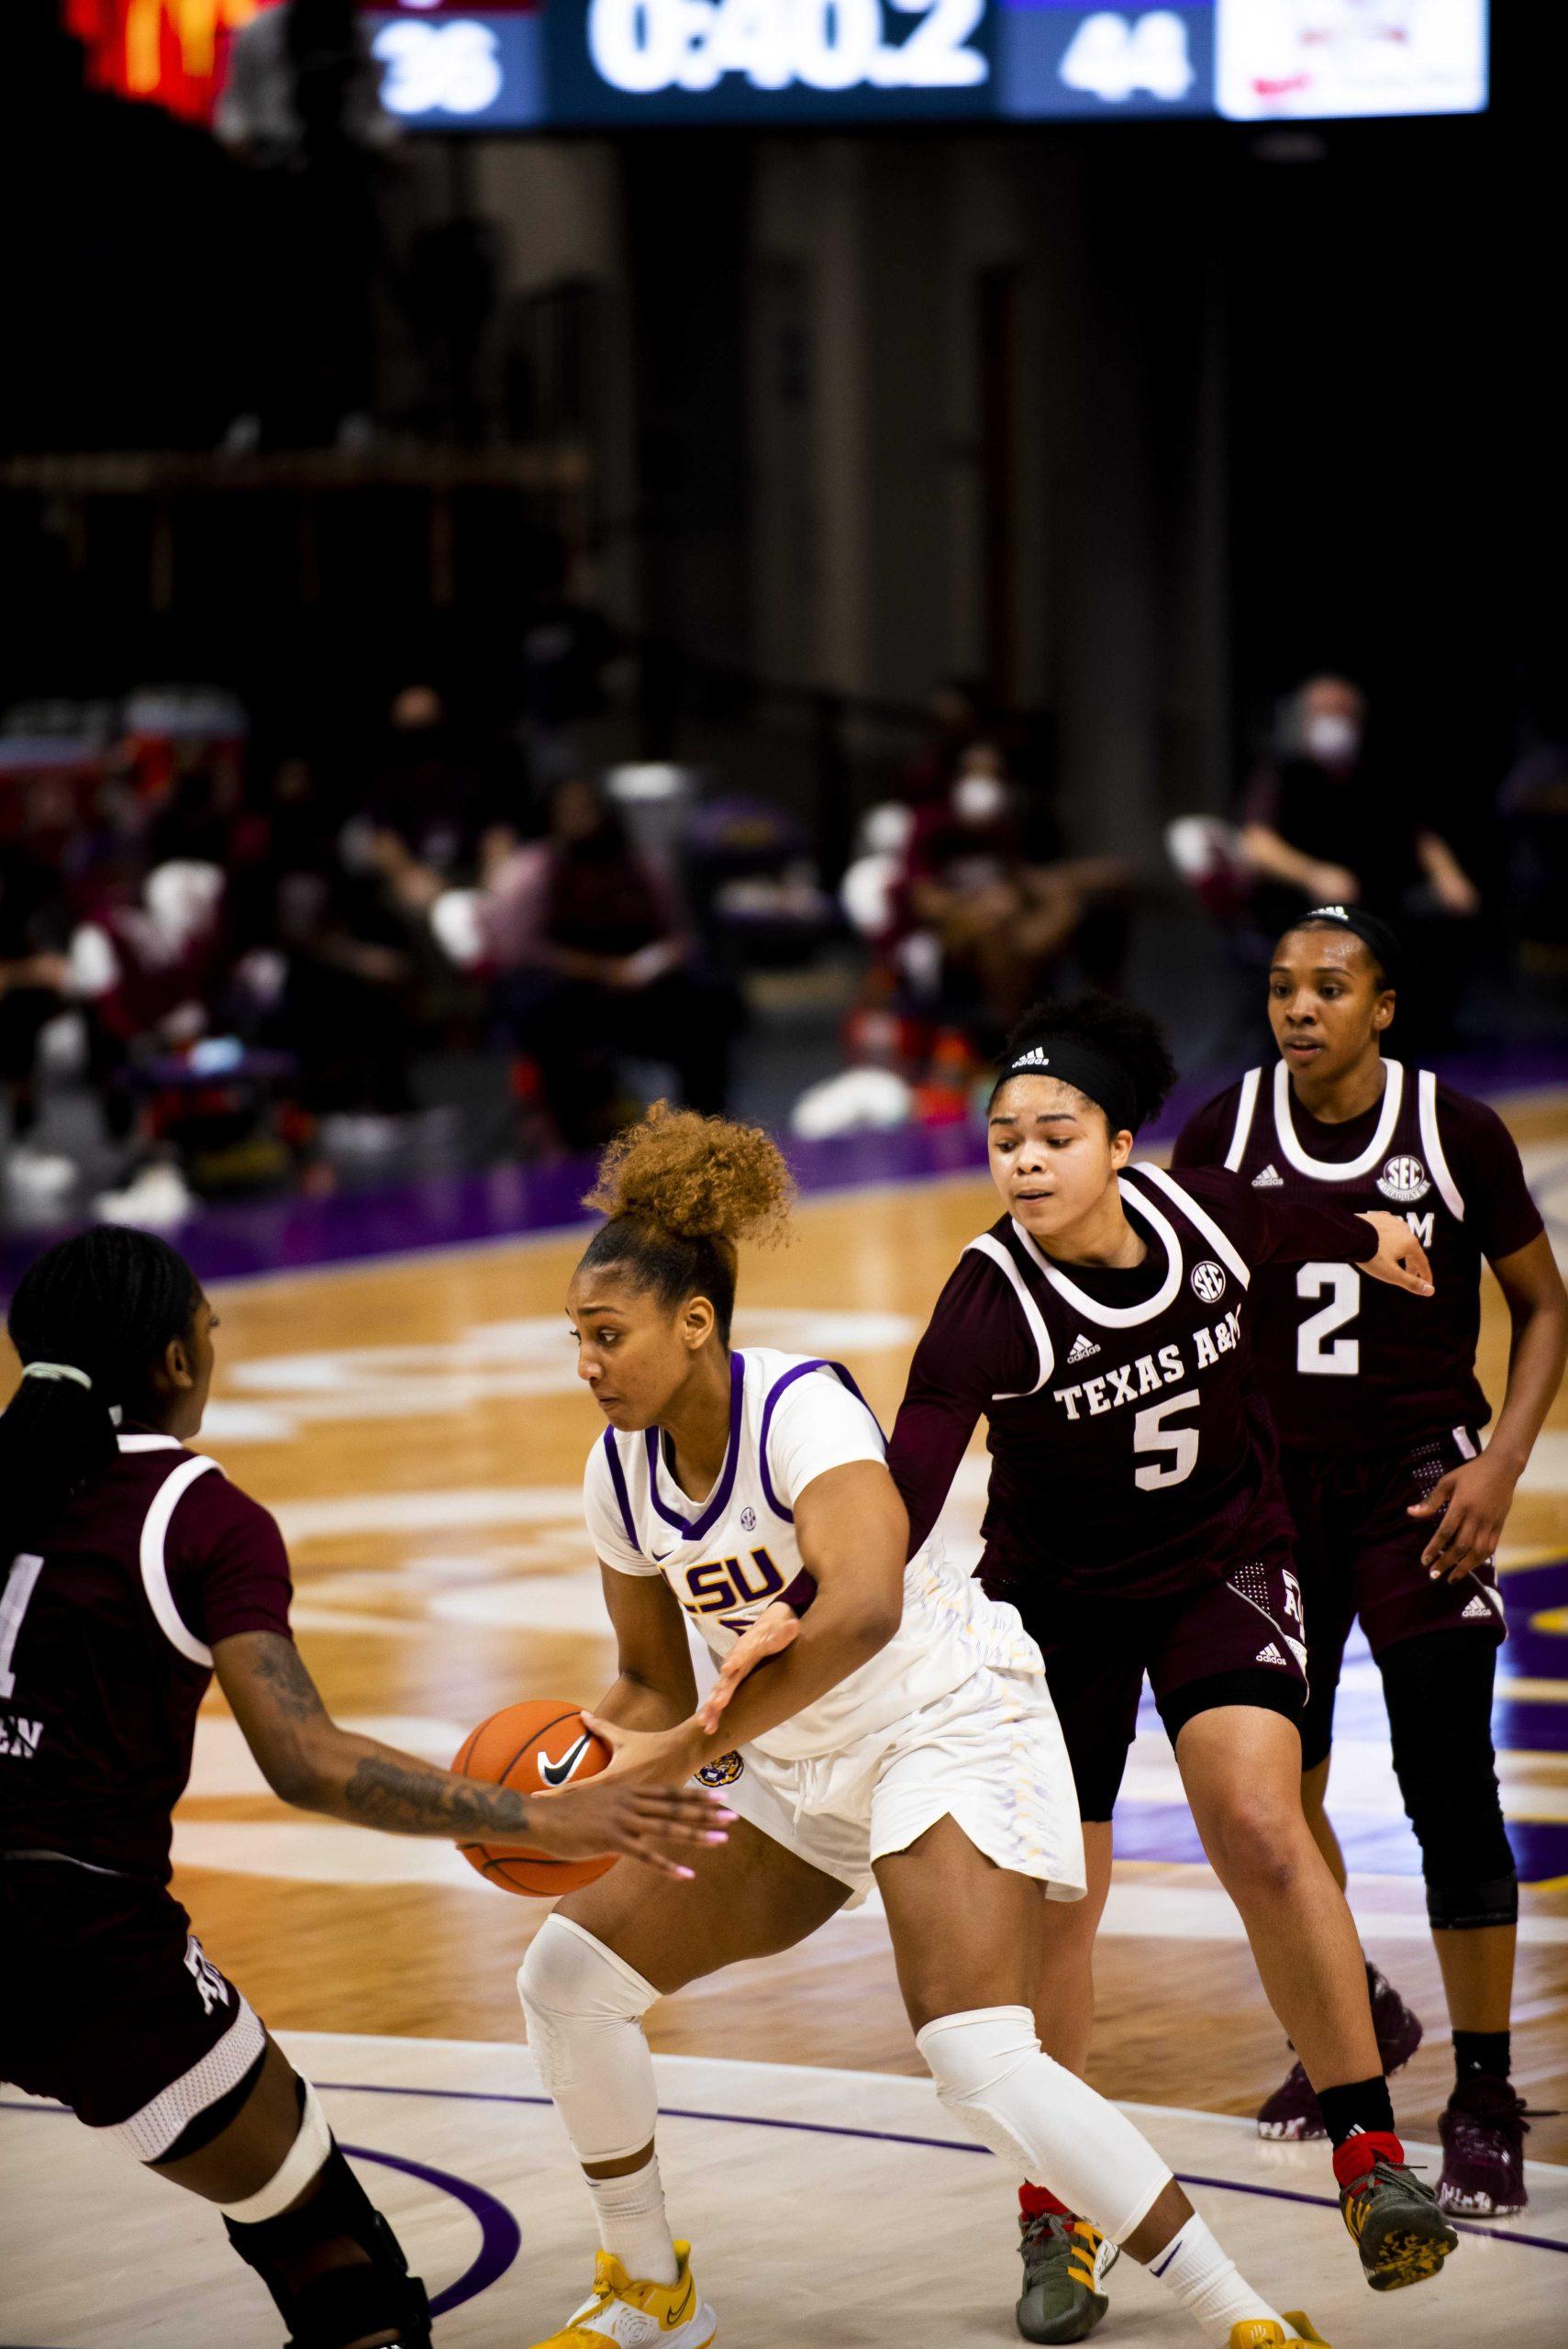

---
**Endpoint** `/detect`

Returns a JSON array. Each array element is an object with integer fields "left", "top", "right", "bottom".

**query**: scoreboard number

[
  {"left": 1058, "top": 10, "right": 1195, "bottom": 106},
  {"left": 586, "top": 0, "right": 989, "bottom": 97}
]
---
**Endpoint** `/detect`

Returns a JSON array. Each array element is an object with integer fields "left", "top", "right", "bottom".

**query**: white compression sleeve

[
  {"left": 517, "top": 1915, "right": 662, "bottom": 2165},
  {"left": 916, "top": 2007, "right": 1172, "bottom": 2247}
]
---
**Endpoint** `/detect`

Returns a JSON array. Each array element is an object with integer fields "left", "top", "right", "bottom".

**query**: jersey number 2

[
  {"left": 1296, "top": 1262, "right": 1360, "bottom": 1376},
  {"left": 0, "top": 1553, "right": 43, "bottom": 1700},
  {"left": 1134, "top": 1391, "right": 1200, "bottom": 1490}
]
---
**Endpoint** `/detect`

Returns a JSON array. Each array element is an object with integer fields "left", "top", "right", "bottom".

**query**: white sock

[
  {"left": 586, "top": 2155, "right": 679, "bottom": 2288},
  {"left": 1148, "top": 2214, "right": 1284, "bottom": 2341}
]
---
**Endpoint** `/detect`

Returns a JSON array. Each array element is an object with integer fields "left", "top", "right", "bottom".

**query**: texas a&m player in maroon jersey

[
  {"left": 0, "top": 1229, "right": 729, "bottom": 2349},
  {"left": 887, "top": 993, "right": 1458, "bottom": 2342},
  {"left": 1173, "top": 908, "right": 1568, "bottom": 2218}
]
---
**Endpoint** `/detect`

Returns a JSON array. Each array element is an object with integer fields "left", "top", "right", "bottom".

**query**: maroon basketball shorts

[
  {"left": 1282, "top": 1426, "right": 1507, "bottom": 1772},
  {"left": 0, "top": 1854, "right": 266, "bottom": 2158},
  {"left": 988, "top": 1552, "right": 1309, "bottom": 1822}
]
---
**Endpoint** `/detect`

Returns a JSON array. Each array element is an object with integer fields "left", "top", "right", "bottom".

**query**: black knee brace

[
  {"left": 1378, "top": 1630, "right": 1517, "bottom": 1930},
  {"left": 225, "top": 2143, "right": 432, "bottom": 2349}
]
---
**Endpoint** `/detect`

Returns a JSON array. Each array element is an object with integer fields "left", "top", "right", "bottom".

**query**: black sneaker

[{"left": 1339, "top": 2140, "right": 1459, "bottom": 2292}]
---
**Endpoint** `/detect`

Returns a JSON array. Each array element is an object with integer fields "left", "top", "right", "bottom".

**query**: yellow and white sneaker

[
  {"left": 527, "top": 2242, "right": 717, "bottom": 2348},
  {"left": 1228, "top": 2319, "right": 1332, "bottom": 2348}
]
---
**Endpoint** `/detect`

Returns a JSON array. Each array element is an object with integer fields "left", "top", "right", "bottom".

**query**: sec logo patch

[
  {"left": 1377, "top": 1154, "right": 1430, "bottom": 1204},
  {"left": 696, "top": 1752, "right": 744, "bottom": 1787},
  {"left": 1190, "top": 1259, "right": 1227, "bottom": 1304}
]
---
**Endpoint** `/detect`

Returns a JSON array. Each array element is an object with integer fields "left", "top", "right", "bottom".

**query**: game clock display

[{"left": 362, "top": 0, "right": 1488, "bottom": 129}]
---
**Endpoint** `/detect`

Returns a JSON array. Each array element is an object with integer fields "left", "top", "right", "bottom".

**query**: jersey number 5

[
  {"left": 0, "top": 1553, "right": 44, "bottom": 1700},
  {"left": 1296, "top": 1262, "right": 1360, "bottom": 1377},
  {"left": 1134, "top": 1390, "right": 1200, "bottom": 1490}
]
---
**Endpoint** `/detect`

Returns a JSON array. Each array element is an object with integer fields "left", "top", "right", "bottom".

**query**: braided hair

[{"left": 1, "top": 1229, "right": 202, "bottom": 1550}]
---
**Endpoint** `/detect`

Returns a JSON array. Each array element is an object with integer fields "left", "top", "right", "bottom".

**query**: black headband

[
  {"left": 995, "top": 1040, "right": 1140, "bottom": 1134},
  {"left": 1294, "top": 904, "right": 1401, "bottom": 985}
]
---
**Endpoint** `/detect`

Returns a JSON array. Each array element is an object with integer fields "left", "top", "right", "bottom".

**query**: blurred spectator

[
  {"left": 216, "top": 0, "right": 395, "bottom": 163},
  {"left": 892, "top": 744, "right": 1129, "bottom": 1041},
  {"left": 1497, "top": 724, "right": 1568, "bottom": 983},
  {"left": 1240, "top": 674, "right": 1481, "bottom": 922},
  {"left": 216, "top": 0, "right": 395, "bottom": 446},
  {"left": 897, "top": 678, "right": 993, "bottom": 807},
  {"left": 363, "top": 685, "right": 506, "bottom": 879},
  {"left": 0, "top": 838, "right": 73, "bottom": 1196},
  {"left": 249, "top": 756, "right": 419, "bottom": 1139},
  {"left": 475, "top": 777, "right": 740, "bottom": 1150}
]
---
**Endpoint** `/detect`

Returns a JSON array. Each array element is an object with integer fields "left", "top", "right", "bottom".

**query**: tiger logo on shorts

[{"left": 696, "top": 1752, "right": 744, "bottom": 1787}]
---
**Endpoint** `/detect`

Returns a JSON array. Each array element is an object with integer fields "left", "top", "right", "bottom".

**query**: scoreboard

[
  {"left": 68, "top": 1, "right": 1490, "bottom": 131},
  {"left": 365, "top": 0, "right": 1489, "bottom": 128}
]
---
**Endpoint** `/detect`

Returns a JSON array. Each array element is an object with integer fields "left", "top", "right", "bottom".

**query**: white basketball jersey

[{"left": 584, "top": 1347, "right": 1043, "bottom": 1761}]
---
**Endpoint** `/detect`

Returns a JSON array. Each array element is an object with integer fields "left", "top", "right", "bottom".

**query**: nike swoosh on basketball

[{"left": 539, "top": 1733, "right": 594, "bottom": 1788}]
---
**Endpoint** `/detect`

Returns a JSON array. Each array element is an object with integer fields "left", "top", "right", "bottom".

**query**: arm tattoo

[
  {"left": 250, "top": 1634, "right": 329, "bottom": 1723},
  {"left": 341, "top": 1755, "right": 533, "bottom": 1840}
]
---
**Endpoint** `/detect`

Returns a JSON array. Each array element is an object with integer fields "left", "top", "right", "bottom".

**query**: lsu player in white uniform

[{"left": 519, "top": 1106, "right": 1332, "bottom": 2349}]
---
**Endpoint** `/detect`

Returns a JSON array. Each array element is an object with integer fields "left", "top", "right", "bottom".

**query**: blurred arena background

[
  {"left": 1, "top": 1, "right": 1562, "bottom": 1232},
  {"left": 3, "top": 6, "right": 1566, "bottom": 2345}
]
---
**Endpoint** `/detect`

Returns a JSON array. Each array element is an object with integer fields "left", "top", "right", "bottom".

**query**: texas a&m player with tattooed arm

[
  {"left": 0, "top": 1228, "right": 731, "bottom": 2349},
  {"left": 885, "top": 993, "right": 1459, "bottom": 2345},
  {"left": 1173, "top": 908, "right": 1568, "bottom": 2215},
  {"left": 518, "top": 1104, "right": 1334, "bottom": 2349}
]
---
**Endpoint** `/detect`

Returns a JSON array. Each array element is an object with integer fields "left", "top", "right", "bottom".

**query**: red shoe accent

[
  {"left": 1332, "top": 2130, "right": 1406, "bottom": 2189},
  {"left": 1019, "top": 2182, "right": 1072, "bottom": 2220}
]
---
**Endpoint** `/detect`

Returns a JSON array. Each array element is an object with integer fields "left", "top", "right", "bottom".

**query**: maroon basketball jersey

[
  {"left": 1173, "top": 1061, "right": 1545, "bottom": 1457},
  {"left": 888, "top": 1163, "right": 1373, "bottom": 1600},
  {"left": 0, "top": 1435, "right": 292, "bottom": 1884}
]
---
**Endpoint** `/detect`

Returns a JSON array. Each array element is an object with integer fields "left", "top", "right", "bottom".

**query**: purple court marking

[
  {"left": 339, "top": 2141, "right": 521, "bottom": 2317},
  {"left": 5, "top": 2077, "right": 1568, "bottom": 2307},
  {"left": 298, "top": 2079, "right": 1566, "bottom": 2259},
  {"left": 0, "top": 2100, "right": 520, "bottom": 2330}
]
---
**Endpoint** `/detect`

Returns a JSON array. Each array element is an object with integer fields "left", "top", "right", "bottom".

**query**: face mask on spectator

[
  {"left": 952, "top": 774, "right": 1007, "bottom": 825},
  {"left": 1304, "top": 711, "right": 1360, "bottom": 765}
]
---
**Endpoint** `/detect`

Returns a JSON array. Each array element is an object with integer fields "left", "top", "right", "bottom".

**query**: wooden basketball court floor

[{"left": 4, "top": 1095, "right": 1567, "bottom": 2348}]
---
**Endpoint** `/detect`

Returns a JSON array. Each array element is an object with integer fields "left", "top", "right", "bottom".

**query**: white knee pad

[
  {"left": 217, "top": 2077, "right": 333, "bottom": 2223},
  {"left": 517, "top": 1915, "right": 661, "bottom": 2165},
  {"left": 916, "top": 2007, "right": 1171, "bottom": 2246}
]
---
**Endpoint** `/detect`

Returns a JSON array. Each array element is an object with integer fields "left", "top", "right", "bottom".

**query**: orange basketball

[{"left": 451, "top": 1699, "right": 615, "bottom": 1896}]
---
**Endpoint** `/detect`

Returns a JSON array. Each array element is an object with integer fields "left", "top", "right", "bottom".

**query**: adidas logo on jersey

[
  {"left": 1251, "top": 1163, "right": 1284, "bottom": 1188},
  {"left": 1255, "top": 1642, "right": 1286, "bottom": 1665},
  {"left": 1066, "top": 1332, "right": 1101, "bottom": 1364},
  {"left": 1462, "top": 1595, "right": 1495, "bottom": 1620}
]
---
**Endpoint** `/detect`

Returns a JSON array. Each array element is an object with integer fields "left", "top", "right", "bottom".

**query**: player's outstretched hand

[
  {"left": 523, "top": 1776, "right": 734, "bottom": 1881},
  {"left": 695, "top": 1600, "right": 802, "bottom": 1735},
  {"left": 1408, "top": 1449, "right": 1517, "bottom": 1581},
  {"left": 1357, "top": 1210, "right": 1434, "bottom": 1296}
]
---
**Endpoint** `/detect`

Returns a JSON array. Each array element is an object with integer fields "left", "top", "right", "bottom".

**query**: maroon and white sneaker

[
  {"left": 1257, "top": 2060, "right": 1324, "bottom": 2142},
  {"left": 1368, "top": 1965, "right": 1425, "bottom": 2077},
  {"left": 1438, "top": 2075, "right": 1531, "bottom": 2217},
  {"left": 1257, "top": 1966, "right": 1424, "bottom": 2142}
]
